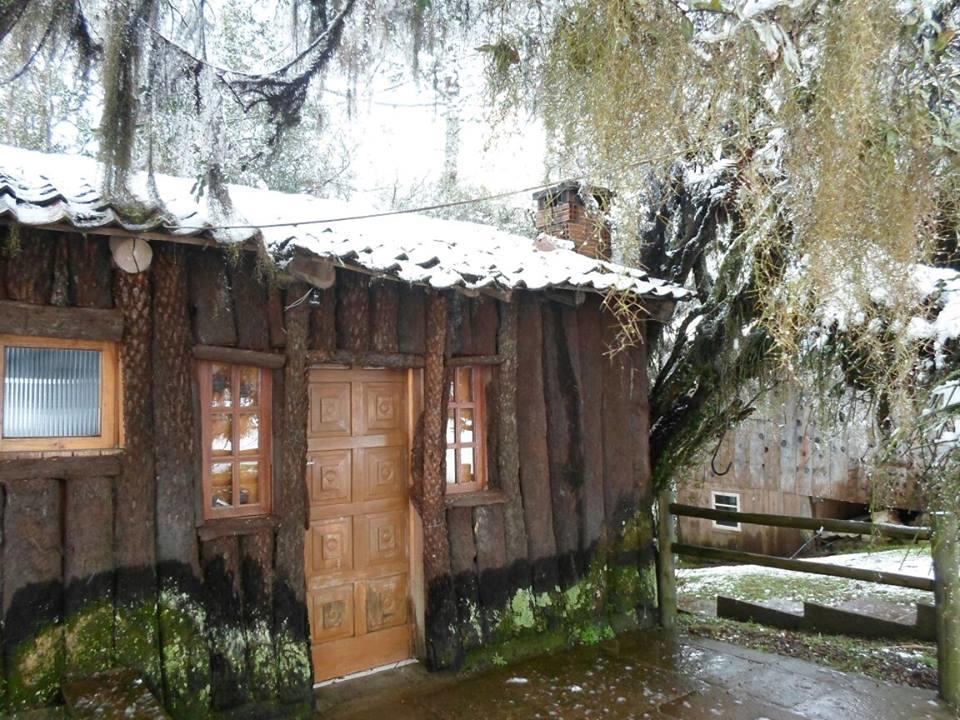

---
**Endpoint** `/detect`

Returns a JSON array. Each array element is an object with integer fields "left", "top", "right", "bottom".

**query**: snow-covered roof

[{"left": 0, "top": 144, "right": 688, "bottom": 299}]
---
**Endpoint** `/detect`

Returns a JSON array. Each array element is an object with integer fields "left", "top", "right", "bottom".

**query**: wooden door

[{"left": 305, "top": 367, "right": 413, "bottom": 683}]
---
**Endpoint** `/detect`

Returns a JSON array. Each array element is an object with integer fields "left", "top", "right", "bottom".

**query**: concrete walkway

[{"left": 314, "top": 631, "right": 956, "bottom": 719}]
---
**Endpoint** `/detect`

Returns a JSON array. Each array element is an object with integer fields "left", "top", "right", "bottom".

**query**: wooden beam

[
  {"left": 196, "top": 515, "right": 280, "bottom": 542},
  {"left": 0, "top": 300, "right": 123, "bottom": 341},
  {"left": 670, "top": 503, "right": 931, "bottom": 541},
  {"left": 657, "top": 487, "right": 677, "bottom": 630},
  {"left": 287, "top": 252, "right": 336, "bottom": 289},
  {"left": 0, "top": 454, "right": 122, "bottom": 482},
  {"left": 306, "top": 349, "right": 425, "bottom": 368},
  {"left": 544, "top": 289, "right": 586, "bottom": 307},
  {"left": 193, "top": 344, "right": 286, "bottom": 369},
  {"left": 444, "top": 490, "right": 506, "bottom": 508},
  {"left": 447, "top": 354, "right": 502, "bottom": 367},
  {"left": 934, "top": 513, "right": 960, "bottom": 706},
  {"left": 672, "top": 543, "right": 934, "bottom": 591},
  {"left": 495, "top": 301, "right": 528, "bottom": 577},
  {"left": 0, "top": 220, "right": 260, "bottom": 251}
]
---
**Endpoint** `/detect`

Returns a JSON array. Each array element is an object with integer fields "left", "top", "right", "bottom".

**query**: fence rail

[
  {"left": 669, "top": 503, "right": 931, "bottom": 541},
  {"left": 671, "top": 542, "right": 934, "bottom": 591},
  {"left": 658, "top": 495, "right": 958, "bottom": 707}
]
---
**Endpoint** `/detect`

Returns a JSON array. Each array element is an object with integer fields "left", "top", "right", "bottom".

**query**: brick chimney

[{"left": 533, "top": 181, "right": 613, "bottom": 260}]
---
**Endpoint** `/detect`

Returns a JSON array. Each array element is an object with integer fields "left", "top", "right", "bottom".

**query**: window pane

[
  {"left": 3, "top": 346, "right": 101, "bottom": 438},
  {"left": 211, "top": 364, "right": 232, "bottom": 407},
  {"left": 238, "top": 367, "right": 259, "bottom": 408},
  {"left": 445, "top": 412, "right": 455, "bottom": 444},
  {"left": 239, "top": 461, "right": 259, "bottom": 505},
  {"left": 237, "top": 414, "right": 259, "bottom": 454},
  {"left": 445, "top": 448, "right": 457, "bottom": 484},
  {"left": 456, "top": 368, "right": 473, "bottom": 402},
  {"left": 460, "top": 447, "right": 475, "bottom": 484},
  {"left": 211, "top": 462, "right": 233, "bottom": 508},
  {"left": 210, "top": 414, "right": 233, "bottom": 456},
  {"left": 460, "top": 409, "right": 474, "bottom": 443}
]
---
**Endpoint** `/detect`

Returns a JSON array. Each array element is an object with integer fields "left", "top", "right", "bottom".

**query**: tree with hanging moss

[
  {"left": 479, "top": 4, "right": 960, "bottom": 697},
  {"left": 475, "top": 0, "right": 960, "bottom": 509}
]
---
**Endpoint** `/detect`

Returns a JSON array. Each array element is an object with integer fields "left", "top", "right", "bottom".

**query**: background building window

[
  {"left": 0, "top": 335, "right": 120, "bottom": 452},
  {"left": 445, "top": 366, "right": 488, "bottom": 494},
  {"left": 712, "top": 491, "right": 741, "bottom": 531},
  {"left": 199, "top": 361, "right": 272, "bottom": 519}
]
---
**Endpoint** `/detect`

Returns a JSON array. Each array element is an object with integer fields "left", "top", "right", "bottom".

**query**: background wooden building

[
  {"left": 0, "top": 146, "right": 686, "bottom": 717},
  {"left": 677, "top": 387, "right": 923, "bottom": 556}
]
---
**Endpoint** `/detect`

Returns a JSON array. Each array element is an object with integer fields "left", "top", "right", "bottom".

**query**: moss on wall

[
  {"left": 158, "top": 588, "right": 212, "bottom": 717},
  {"left": 0, "top": 570, "right": 319, "bottom": 718},
  {"left": 65, "top": 599, "right": 114, "bottom": 678},
  {"left": 4, "top": 623, "right": 63, "bottom": 709},
  {"left": 464, "top": 510, "right": 659, "bottom": 671}
]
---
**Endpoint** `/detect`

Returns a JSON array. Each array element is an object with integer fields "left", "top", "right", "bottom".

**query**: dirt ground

[{"left": 314, "top": 630, "right": 955, "bottom": 719}]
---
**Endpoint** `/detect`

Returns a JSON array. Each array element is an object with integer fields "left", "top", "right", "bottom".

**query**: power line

[
  {"left": 178, "top": 148, "right": 690, "bottom": 232},
  {"left": 182, "top": 180, "right": 560, "bottom": 231}
]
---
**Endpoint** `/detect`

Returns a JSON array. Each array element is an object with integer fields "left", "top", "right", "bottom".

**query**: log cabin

[{"left": 0, "top": 146, "right": 686, "bottom": 717}]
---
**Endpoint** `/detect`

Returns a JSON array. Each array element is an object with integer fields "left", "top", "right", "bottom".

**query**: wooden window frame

[
  {"left": 445, "top": 366, "right": 488, "bottom": 495},
  {"left": 199, "top": 360, "right": 273, "bottom": 520},
  {"left": 0, "top": 334, "right": 120, "bottom": 453},
  {"left": 711, "top": 490, "right": 741, "bottom": 532}
]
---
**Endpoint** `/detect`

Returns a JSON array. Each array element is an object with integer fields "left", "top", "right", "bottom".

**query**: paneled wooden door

[{"left": 305, "top": 367, "right": 413, "bottom": 683}]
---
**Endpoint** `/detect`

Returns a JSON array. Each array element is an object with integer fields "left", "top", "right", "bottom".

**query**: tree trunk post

[
  {"left": 934, "top": 511, "right": 960, "bottom": 708},
  {"left": 421, "top": 292, "right": 462, "bottom": 669},
  {"left": 656, "top": 485, "right": 677, "bottom": 630}
]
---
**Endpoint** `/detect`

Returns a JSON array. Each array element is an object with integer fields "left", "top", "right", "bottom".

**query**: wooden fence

[{"left": 655, "top": 490, "right": 959, "bottom": 707}]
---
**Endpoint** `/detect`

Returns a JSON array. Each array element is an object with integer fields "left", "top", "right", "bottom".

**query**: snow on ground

[{"left": 678, "top": 545, "right": 933, "bottom": 608}]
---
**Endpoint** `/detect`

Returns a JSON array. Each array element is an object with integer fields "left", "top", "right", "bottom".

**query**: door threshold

[{"left": 313, "top": 658, "right": 418, "bottom": 689}]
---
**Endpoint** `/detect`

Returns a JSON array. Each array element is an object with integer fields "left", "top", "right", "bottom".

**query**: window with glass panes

[
  {"left": 199, "top": 361, "right": 272, "bottom": 518},
  {"left": 0, "top": 335, "right": 120, "bottom": 452},
  {"left": 711, "top": 491, "right": 741, "bottom": 531},
  {"left": 445, "top": 366, "right": 487, "bottom": 493}
]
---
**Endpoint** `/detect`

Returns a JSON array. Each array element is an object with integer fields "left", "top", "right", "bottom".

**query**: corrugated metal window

[{"left": 3, "top": 345, "right": 102, "bottom": 438}]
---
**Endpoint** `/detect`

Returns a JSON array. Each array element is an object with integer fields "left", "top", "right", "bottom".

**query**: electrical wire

[
  {"left": 173, "top": 147, "right": 690, "bottom": 232},
  {"left": 178, "top": 179, "right": 567, "bottom": 231}
]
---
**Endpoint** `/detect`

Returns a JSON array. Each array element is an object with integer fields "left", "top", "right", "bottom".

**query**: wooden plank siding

[
  {"left": 0, "top": 226, "right": 659, "bottom": 717},
  {"left": 676, "top": 391, "right": 884, "bottom": 557}
]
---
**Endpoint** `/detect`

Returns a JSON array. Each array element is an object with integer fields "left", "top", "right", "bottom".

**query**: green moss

[
  {"left": 467, "top": 508, "right": 660, "bottom": 669},
  {"left": 158, "top": 589, "right": 211, "bottom": 718},
  {"left": 5, "top": 623, "right": 64, "bottom": 710},
  {"left": 245, "top": 620, "right": 278, "bottom": 701},
  {"left": 114, "top": 599, "right": 161, "bottom": 690},
  {"left": 274, "top": 628, "right": 312, "bottom": 701},
  {"left": 0, "top": 650, "right": 6, "bottom": 713},
  {"left": 65, "top": 600, "right": 115, "bottom": 678},
  {"left": 464, "top": 628, "right": 569, "bottom": 672},
  {"left": 1, "top": 587, "right": 305, "bottom": 718}
]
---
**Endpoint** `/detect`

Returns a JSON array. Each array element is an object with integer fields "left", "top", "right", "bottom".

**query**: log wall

[{"left": 0, "top": 228, "right": 658, "bottom": 717}]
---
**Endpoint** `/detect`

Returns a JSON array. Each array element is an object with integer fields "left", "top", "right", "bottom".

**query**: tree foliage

[{"left": 482, "top": 0, "right": 960, "bottom": 502}]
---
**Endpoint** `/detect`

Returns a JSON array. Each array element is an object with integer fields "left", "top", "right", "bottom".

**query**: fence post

[
  {"left": 656, "top": 485, "right": 677, "bottom": 629},
  {"left": 934, "top": 511, "right": 960, "bottom": 708}
]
